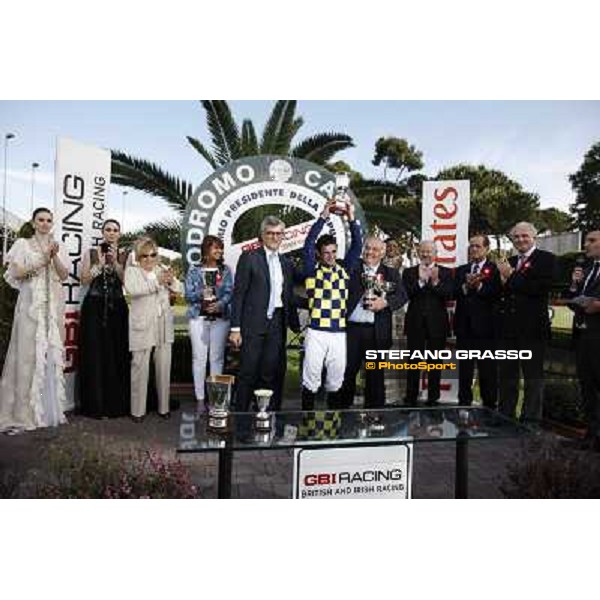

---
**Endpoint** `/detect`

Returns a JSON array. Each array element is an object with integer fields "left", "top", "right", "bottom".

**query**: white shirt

[{"left": 266, "top": 248, "right": 283, "bottom": 317}]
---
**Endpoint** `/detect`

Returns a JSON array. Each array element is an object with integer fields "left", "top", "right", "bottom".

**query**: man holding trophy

[
  {"left": 300, "top": 191, "right": 362, "bottom": 410},
  {"left": 340, "top": 237, "right": 408, "bottom": 408}
]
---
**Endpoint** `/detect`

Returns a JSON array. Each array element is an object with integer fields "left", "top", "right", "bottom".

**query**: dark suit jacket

[
  {"left": 346, "top": 261, "right": 408, "bottom": 349},
  {"left": 453, "top": 260, "right": 502, "bottom": 340},
  {"left": 497, "top": 248, "right": 555, "bottom": 340},
  {"left": 402, "top": 264, "right": 454, "bottom": 339},
  {"left": 563, "top": 261, "right": 600, "bottom": 337},
  {"left": 230, "top": 246, "right": 300, "bottom": 336}
]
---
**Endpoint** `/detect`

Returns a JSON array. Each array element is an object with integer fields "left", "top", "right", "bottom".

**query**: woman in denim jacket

[{"left": 185, "top": 235, "right": 233, "bottom": 411}]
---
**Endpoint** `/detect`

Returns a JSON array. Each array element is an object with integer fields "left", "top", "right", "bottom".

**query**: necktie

[
  {"left": 584, "top": 261, "right": 600, "bottom": 294},
  {"left": 472, "top": 263, "right": 480, "bottom": 275},
  {"left": 267, "top": 252, "right": 277, "bottom": 318},
  {"left": 517, "top": 254, "right": 527, "bottom": 271}
]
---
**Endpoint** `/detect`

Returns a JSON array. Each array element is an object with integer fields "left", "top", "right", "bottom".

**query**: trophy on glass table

[
  {"left": 206, "top": 374, "right": 235, "bottom": 430},
  {"left": 200, "top": 267, "right": 219, "bottom": 321},
  {"left": 254, "top": 389, "right": 274, "bottom": 431}
]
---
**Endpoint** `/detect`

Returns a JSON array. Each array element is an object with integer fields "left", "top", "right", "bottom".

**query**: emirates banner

[
  {"left": 55, "top": 137, "right": 111, "bottom": 410},
  {"left": 421, "top": 180, "right": 470, "bottom": 401},
  {"left": 421, "top": 180, "right": 470, "bottom": 267}
]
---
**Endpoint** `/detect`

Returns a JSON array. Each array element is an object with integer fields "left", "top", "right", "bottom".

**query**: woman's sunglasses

[{"left": 139, "top": 252, "right": 158, "bottom": 259}]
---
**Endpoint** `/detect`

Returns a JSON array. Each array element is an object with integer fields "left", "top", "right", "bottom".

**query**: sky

[{"left": 1, "top": 100, "right": 599, "bottom": 232}]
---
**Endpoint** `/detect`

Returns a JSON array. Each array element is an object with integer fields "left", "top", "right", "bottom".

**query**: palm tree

[{"left": 111, "top": 101, "right": 354, "bottom": 247}]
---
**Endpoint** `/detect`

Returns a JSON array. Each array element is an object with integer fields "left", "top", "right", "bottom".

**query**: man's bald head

[
  {"left": 363, "top": 236, "right": 386, "bottom": 267},
  {"left": 417, "top": 240, "right": 436, "bottom": 265}
]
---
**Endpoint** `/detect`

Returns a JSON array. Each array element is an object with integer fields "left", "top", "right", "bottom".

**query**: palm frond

[
  {"left": 259, "top": 100, "right": 287, "bottom": 154},
  {"left": 201, "top": 100, "right": 241, "bottom": 165},
  {"left": 291, "top": 133, "right": 354, "bottom": 164},
  {"left": 241, "top": 119, "right": 259, "bottom": 156},
  {"left": 186, "top": 136, "right": 217, "bottom": 169},
  {"left": 122, "top": 218, "right": 182, "bottom": 252},
  {"left": 288, "top": 116, "right": 304, "bottom": 141},
  {"left": 111, "top": 150, "right": 192, "bottom": 214},
  {"left": 272, "top": 100, "right": 298, "bottom": 154}
]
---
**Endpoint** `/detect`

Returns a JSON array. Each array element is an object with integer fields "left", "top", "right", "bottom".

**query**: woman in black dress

[{"left": 77, "top": 219, "right": 130, "bottom": 417}]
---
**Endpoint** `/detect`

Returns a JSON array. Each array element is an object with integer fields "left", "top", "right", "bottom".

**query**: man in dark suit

[
  {"left": 563, "top": 230, "right": 600, "bottom": 450},
  {"left": 229, "top": 215, "right": 300, "bottom": 412},
  {"left": 402, "top": 241, "right": 454, "bottom": 406},
  {"left": 340, "top": 237, "right": 408, "bottom": 409},
  {"left": 453, "top": 234, "right": 502, "bottom": 408},
  {"left": 497, "top": 221, "right": 556, "bottom": 423}
]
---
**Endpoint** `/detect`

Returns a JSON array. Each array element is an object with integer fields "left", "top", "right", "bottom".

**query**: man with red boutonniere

[
  {"left": 453, "top": 234, "right": 502, "bottom": 409},
  {"left": 496, "top": 222, "right": 556, "bottom": 426}
]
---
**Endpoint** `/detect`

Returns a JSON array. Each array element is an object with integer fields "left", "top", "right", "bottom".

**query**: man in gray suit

[{"left": 229, "top": 216, "right": 300, "bottom": 411}]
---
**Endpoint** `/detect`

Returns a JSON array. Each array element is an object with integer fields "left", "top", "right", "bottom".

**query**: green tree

[
  {"left": 326, "top": 160, "right": 363, "bottom": 185},
  {"left": 372, "top": 137, "right": 424, "bottom": 182},
  {"left": 533, "top": 207, "right": 574, "bottom": 235},
  {"left": 569, "top": 140, "right": 600, "bottom": 231},
  {"left": 111, "top": 101, "right": 354, "bottom": 248},
  {"left": 436, "top": 164, "right": 540, "bottom": 249}
]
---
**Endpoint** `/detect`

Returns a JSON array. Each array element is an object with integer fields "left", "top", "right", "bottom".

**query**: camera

[{"left": 99, "top": 242, "right": 111, "bottom": 254}]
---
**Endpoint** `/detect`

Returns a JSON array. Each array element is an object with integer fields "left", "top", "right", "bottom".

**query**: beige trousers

[{"left": 130, "top": 344, "right": 172, "bottom": 417}]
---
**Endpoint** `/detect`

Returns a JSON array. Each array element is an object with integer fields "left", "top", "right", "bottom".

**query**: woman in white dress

[{"left": 0, "top": 207, "right": 69, "bottom": 434}]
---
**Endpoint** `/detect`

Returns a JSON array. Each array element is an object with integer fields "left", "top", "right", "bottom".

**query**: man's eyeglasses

[
  {"left": 139, "top": 252, "right": 158, "bottom": 259},
  {"left": 264, "top": 231, "right": 284, "bottom": 237}
]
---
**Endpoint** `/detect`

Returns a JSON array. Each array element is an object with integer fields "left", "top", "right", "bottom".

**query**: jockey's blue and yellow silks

[{"left": 303, "top": 217, "right": 363, "bottom": 332}]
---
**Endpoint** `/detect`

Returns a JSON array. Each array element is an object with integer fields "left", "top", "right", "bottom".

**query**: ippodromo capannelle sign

[{"left": 180, "top": 155, "right": 367, "bottom": 269}]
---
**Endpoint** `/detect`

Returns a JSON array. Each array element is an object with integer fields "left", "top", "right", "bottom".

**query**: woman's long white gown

[{"left": 0, "top": 238, "right": 68, "bottom": 433}]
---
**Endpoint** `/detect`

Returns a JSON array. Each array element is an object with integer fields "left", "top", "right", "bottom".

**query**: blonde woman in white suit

[{"left": 124, "top": 238, "right": 182, "bottom": 422}]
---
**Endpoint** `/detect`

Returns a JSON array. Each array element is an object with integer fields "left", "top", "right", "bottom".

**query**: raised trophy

[
  {"left": 254, "top": 389, "right": 274, "bottom": 431},
  {"left": 206, "top": 374, "right": 235, "bottom": 430},
  {"left": 331, "top": 171, "right": 350, "bottom": 216},
  {"left": 200, "top": 267, "right": 219, "bottom": 321}
]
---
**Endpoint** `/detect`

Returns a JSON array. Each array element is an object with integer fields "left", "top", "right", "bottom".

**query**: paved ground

[{"left": 0, "top": 392, "right": 549, "bottom": 499}]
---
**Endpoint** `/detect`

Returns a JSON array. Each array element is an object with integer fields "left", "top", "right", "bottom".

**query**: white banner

[
  {"left": 55, "top": 137, "right": 111, "bottom": 410},
  {"left": 293, "top": 444, "right": 412, "bottom": 499},
  {"left": 421, "top": 180, "right": 470, "bottom": 402},
  {"left": 421, "top": 180, "right": 470, "bottom": 267}
]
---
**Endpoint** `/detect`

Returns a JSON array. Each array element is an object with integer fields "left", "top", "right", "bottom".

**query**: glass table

[{"left": 177, "top": 406, "right": 531, "bottom": 499}]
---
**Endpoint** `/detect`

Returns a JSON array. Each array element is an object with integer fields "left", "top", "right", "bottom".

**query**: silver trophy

[
  {"left": 332, "top": 171, "right": 350, "bottom": 216},
  {"left": 361, "top": 272, "right": 378, "bottom": 309},
  {"left": 206, "top": 374, "right": 235, "bottom": 430},
  {"left": 200, "top": 267, "right": 219, "bottom": 321},
  {"left": 380, "top": 280, "right": 396, "bottom": 296},
  {"left": 254, "top": 389, "right": 274, "bottom": 430},
  {"left": 362, "top": 272, "right": 394, "bottom": 309}
]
